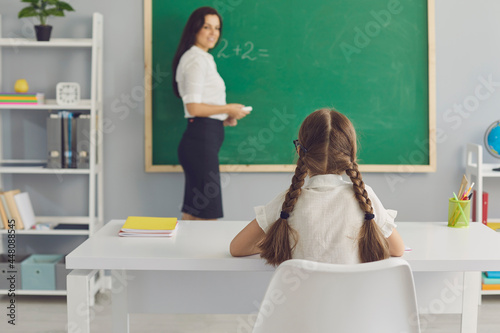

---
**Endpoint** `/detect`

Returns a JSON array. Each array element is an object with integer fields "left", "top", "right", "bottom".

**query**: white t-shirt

[
  {"left": 176, "top": 45, "right": 227, "bottom": 121},
  {"left": 254, "top": 174, "right": 397, "bottom": 264}
]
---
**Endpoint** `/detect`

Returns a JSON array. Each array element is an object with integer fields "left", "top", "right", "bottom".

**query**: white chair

[{"left": 251, "top": 258, "right": 420, "bottom": 333}]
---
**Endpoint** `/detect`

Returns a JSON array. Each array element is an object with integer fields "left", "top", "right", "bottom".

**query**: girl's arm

[
  {"left": 230, "top": 219, "right": 265, "bottom": 257},
  {"left": 387, "top": 228, "right": 405, "bottom": 257},
  {"left": 186, "top": 103, "right": 249, "bottom": 119}
]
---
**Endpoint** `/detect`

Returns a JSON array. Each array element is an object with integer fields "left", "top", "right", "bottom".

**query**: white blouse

[
  {"left": 254, "top": 174, "right": 397, "bottom": 264},
  {"left": 175, "top": 45, "right": 227, "bottom": 121}
]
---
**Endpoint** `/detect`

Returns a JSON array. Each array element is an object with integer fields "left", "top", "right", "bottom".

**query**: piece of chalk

[{"left": 242, "top": 106, "right": 253, "bottom": 112}]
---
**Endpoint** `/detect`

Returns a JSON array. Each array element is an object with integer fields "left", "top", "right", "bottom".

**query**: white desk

[{"left": 66, "top": 220, "right": 500, "bottom": 333}]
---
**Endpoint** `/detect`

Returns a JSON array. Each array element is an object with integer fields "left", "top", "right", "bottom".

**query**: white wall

[{"left": 1, "top": 0, "right": 500, "bottom": 234}]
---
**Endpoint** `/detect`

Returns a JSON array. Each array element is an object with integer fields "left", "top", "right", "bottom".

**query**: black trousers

[{"left": 178, "top": 117, "right": 224, "bottom": 219}]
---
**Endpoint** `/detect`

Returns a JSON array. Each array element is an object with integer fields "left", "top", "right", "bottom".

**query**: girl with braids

[{"left": 230, "top": 108, "right": 404, "bottom": 266}]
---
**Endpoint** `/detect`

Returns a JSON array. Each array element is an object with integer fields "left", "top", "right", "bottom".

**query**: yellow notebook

[{"left": 119, "top": 216, "right": 178, "bottom": 237}]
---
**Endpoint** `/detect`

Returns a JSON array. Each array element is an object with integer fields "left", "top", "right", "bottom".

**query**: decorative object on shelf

[
  {"left": 14, "top": 78, "right": 29, "bottom": 92},
  {"left": 485, "top": 120, "right": 500, "bottom": 158},
  {"left": 56, "top": 82, "right": 80, "bottom": 105},
  {"left": 17, "top": 0, "right": 75, "bottom": 42}
]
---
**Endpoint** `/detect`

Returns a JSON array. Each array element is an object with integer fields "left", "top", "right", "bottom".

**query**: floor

[{"left": 1, "top": 293, "right": 500, "bottom": 332}]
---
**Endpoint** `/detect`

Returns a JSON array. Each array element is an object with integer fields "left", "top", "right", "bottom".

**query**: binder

[
  {"left": 46, "top": 114, "right": 62, "bottom": 169},
  {"left": 76, "top": 115, "right": 90, "bottom": 168},
  {"left": 71, "top": 114, "right": 77, "bottom": 168},
  {"left": 60, "top": 111, "right": 76, "bottom": 168},
  {"left": 472, "top": 191, "right": 488, "bottom": 225}
]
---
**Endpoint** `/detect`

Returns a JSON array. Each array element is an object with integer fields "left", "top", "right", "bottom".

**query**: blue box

[{"left": 21, "top": 254, "right": 63, "bottom": 290}]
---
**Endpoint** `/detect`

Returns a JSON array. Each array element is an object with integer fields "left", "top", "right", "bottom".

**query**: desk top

[{"left": 66, "top": 220, "right": 500, "bottom": 272}]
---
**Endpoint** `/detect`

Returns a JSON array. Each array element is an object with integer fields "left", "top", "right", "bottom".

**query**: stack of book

[
  {"left": 482, "top": 271, "right": 500, "bottom": 290},
  {"left": 0, "top": 93, "right": 45, "bottom": 105},
  {"left": 0, "top": 189, "right": 36, "bottom": 230},
  {"left": 118, "top": 216, "right": 178, "bottom": 237}
]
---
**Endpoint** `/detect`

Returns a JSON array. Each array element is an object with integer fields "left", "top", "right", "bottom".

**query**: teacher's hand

[
  {"left": 226, "top": 104, "right": 249, "bottom": 120},
  {"left": 223, "top": 117, "right": 237, "bottom": 127}
]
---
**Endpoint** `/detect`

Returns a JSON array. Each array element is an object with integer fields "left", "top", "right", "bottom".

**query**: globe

[{"left": 485, "top": 121, "right": 500, "bottom": 158}]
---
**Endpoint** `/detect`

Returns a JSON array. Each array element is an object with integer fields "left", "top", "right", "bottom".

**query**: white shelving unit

[
  {"left": 465, "top": 143, "right": 500, "bottom": 296},
  {"left": 0, "top": 13, "right": 104, "bottom": 297}
]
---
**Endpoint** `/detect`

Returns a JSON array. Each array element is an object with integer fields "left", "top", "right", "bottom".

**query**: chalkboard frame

[{"left": 144, "top": 0, "right": 436, "bottom": 173}]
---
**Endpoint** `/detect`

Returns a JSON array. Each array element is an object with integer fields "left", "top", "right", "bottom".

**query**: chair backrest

[{"left": 251, "top": 258, "right": 420, "bottom": 333}]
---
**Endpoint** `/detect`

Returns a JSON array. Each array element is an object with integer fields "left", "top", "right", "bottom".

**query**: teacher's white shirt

[{"left": 176, "top": 45, "right": 228, "bottom": 121}]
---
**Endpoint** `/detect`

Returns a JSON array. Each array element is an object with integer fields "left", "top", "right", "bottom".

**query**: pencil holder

[{"left": 448, "top": 198, "right": 471, "bottom": 228}]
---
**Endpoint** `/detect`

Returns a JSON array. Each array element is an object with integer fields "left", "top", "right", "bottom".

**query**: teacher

[{"left": 172, "top": 7, "right": 249, "bottom": 220}]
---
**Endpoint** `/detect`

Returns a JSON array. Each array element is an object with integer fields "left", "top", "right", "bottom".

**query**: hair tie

[
  {"left": 280, "top": 211, "right": 290, "bottom": 219},
  {"left": 293, "top": 140, "right": 308, "bottom": 154},
  {"left": 365, "top": 213, "right": 375, "bottom": 220}
]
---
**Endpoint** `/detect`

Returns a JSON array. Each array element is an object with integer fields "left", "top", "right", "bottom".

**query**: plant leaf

[
  {"left": 46, "top": 0, "right": 59, "bottom": 4},
  {"left": 58, "top": 2, "right": 75, "bottom": 11},
  {"left": 21, "top": 0, "right": 39, "bottom": 3},
  {"left": 45, "top": 8, "right": 64, "bottom": 17},
  {"left": 18, "top": 7, "right": 38, "bottom": 18}
]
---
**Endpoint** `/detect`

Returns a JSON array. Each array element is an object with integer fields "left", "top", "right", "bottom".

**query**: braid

[
  {"left": 259, "top": 157, "right": 308, "bottom": 266},
  {"left": 345, "top": 162, "right": 373, "bottom": 213},
  {"left": 346, "top": 162, "right": 389, "bottom": 263}
]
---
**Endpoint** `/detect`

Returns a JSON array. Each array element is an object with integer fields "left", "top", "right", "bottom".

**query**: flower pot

[{"left": 35, "top": 25, "right": 53, "bottom": 41}]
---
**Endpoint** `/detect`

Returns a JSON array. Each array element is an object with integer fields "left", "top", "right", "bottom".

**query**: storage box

[
  {"left": 55, "top": 257, "right": 71, "bottom": 290},
  {"left": 0, "top": 254, "right": 28, "bottom": 290},
  {"left": 21, "top": 254, "right": 63, "bottom": 290}
]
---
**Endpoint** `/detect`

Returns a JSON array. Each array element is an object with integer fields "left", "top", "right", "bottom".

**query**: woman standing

[{"left": 172, "top": 7, "right": 249, "bottom": 220}]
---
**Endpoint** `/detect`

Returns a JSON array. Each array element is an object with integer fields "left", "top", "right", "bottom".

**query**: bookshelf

[
  {"left": 0, "top": 13, "right": 104, "bottom": 297},
  {"left": 465, "top": 143, "right": 500, "bottom": 296}
]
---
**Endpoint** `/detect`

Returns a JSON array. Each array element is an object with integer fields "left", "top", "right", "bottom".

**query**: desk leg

[
  {"left": 461, "top": 271, "right": 481, "bottom": 333},
  {"left": 111, "top": 270, "right": 130, "bottom": 333},
  {"left": 67, "top": 269, "right": 97, "bottom": 333}
]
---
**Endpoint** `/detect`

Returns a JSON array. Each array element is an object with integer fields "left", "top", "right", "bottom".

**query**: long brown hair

[
  {"left": 259, "top": 108, "right": 389, "bottom": 266},
  {"left": 171, "top": 7, "right": 223, "bottom": 98}
]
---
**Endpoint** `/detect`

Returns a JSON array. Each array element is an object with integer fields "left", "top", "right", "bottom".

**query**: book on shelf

[
  {"left": 53, "top": 223, "right": 88, "bottom": 230},
  {"left": 118, "top": 216, "right": 178, "bottom": 237},
  {"left": 485, "top": 271, "right": 500, "bottom": 279},
  {"left": 472, "top": 190, "right": 488, "bottom": 225},
  {"left": 482, "top": 272, "right": 500, "bottom": 285},
  {"left": 0, "top": 194, "right": 12, "bottom": 229},
  {"left": 0, "top": 190, "right": 38, "bottom": 230},
  {"left": 482, "top": 283, "right": 500, "bottom": 290},
  {"left": 0, "top": 92, "right": 45, "bottom": 104},
  {"left": 14, "top": 192, "right": 36, "bottom": 230},
  {"left": 3, "top": 189, "right": 24, "bottom": 229},
  {"left": 0, "top": 194, "right": 7, "bottom": 229}
]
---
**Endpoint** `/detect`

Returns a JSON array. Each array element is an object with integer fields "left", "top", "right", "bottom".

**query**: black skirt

[{"left": 178, "top": 117, "right": 224, "bottom": 219}]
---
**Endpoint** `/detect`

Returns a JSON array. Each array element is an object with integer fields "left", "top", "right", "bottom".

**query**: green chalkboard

[{"left": 145, "top": 0, "right": 436, "bottom": 172}]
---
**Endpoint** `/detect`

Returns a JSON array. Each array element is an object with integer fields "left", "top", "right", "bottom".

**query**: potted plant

[{"left": 18, "top": 0, "right": 75, "bottom": 42}]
